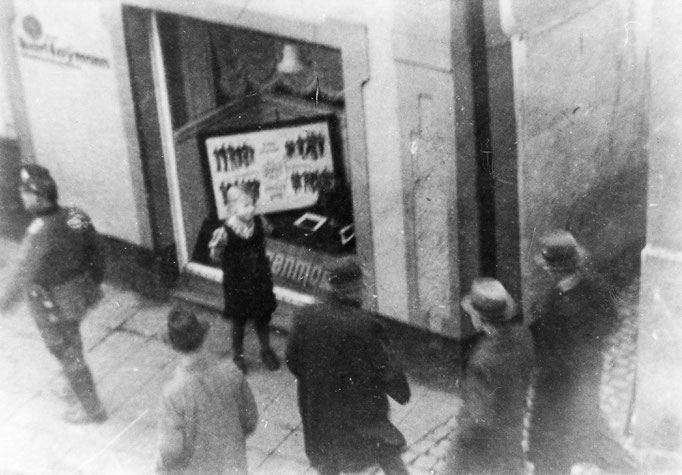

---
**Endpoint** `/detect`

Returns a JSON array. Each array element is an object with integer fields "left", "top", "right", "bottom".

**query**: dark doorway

[{"left": 466, "top": 0, "right": 497, "bottom": 278}]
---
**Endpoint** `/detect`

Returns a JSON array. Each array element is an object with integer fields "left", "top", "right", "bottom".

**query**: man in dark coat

[
  {"left": 445, "top": 278, "right": 534, "bottom": 475},
  {"left": 527, "top": 230, "right": 637, "bottom": 474},
  {"left": 0, "top": 165, "right": 107, "bottom": 424},
  {"left": 286, "top": 259, "right": 411, "bottom": 475}
]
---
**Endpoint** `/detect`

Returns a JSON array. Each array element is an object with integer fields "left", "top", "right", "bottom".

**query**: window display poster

[{"left": 202, "top": 119, "right": 336, "bottom": 218}]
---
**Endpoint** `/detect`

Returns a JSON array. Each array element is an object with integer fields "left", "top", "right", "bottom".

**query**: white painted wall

[{"left": 11, "top": 0, "right": 149, "bottom": 245}]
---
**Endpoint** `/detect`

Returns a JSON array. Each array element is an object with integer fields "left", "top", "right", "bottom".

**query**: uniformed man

[{"left": 0, "top": 164, "right": 107, "bottom": 424}]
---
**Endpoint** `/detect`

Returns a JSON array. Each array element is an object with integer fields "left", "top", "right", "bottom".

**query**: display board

[{"left": 199, "top": 117, "right": 336, "bottom": 218}]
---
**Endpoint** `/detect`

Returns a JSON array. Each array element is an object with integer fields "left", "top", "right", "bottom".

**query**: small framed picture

[
  {"left": 293, "top": 212, "right": 328, "bottom": 233},
  {"left": 339, "top": 224, "right": 355, "bottom": 245}
]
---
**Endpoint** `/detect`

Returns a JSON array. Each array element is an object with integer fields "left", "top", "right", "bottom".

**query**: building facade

[
  {"left": 1, "top": 0, "right": 482, "bottom": 338},
  {"left": 0, "top": 0, "right": 650, "bottom": 342},
  {"left": 9, "top": 0, "right": 682, "bottom": 470}
]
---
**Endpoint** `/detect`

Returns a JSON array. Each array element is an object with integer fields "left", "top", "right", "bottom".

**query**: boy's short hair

[{"left": 166, "top": 307, "right": 209, "bottom": 353}]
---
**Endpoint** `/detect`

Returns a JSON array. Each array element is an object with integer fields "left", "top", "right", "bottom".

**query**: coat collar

[{"left": 178, "top": 350, "right": 211, "bottom": 373}]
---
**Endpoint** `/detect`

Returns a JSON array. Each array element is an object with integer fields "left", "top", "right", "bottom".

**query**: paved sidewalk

[
  {"left": 0, "top": 281, "right": 461, "bottom": 475},
  {"left": 0, "top": 235, "right": 640, "bottom": 474}
]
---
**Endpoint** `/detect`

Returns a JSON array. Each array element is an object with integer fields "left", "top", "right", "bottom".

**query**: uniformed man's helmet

[{"left": 19, "top": 164, "right": 58, "bottom": 203}]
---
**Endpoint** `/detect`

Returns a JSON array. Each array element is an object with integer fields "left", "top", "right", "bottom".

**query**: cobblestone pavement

[
  {"left": 601, "top": 278, "right": 639, "bottom": 441},
  {"left": 0, "top": 278, "right": 461, "bottom": 474},
  {"left": 379, "top": 273, "right": 641, "bottom": 475}
]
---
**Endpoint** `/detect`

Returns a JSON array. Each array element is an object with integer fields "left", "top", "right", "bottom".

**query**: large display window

[
  {"left": 193, "top": 116, "right": 355, "bottom": 261},
  {"left": 146, "top": 11, "right": 357, "bottom": 297}
]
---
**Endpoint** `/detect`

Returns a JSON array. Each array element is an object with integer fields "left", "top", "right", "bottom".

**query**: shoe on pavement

[
  {"left": 233, "top": 354, "right": 247, "bottom": 374},
  {"left": 63, "top": 407, "right": 108, "bottom": 424},
  {"left": 261, "top": 348, "right": 281, "bottom": 371}
]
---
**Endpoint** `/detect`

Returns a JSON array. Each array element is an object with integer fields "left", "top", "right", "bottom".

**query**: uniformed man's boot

[{"left": 62, "top": 365, "right": 107, "bottom": 424}]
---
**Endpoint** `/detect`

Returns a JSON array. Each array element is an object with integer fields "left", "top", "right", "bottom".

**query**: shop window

[{"left": 156, "top": 13, "right": 355, "bottom": 269}]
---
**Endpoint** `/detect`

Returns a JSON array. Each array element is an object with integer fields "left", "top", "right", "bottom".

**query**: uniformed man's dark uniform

[{"left": 0, "top": 164, "right": 107, "bottom": 423}]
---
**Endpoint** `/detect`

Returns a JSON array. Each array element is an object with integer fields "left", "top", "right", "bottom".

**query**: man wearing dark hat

[
  {"left": 0, "top": 164, "right": 107, "bottom": 423},
  {"left": 527, "top": 230, "right": 637, "bottom": 474},
  {"left": 156, "top": 307, "right": 258, "bottom": 474},
  {"left": 444, "top": 278, "right": 534, "bottom": 475},
  {"left": 285, "top": 259, "right": 411, "bottom": 475}
]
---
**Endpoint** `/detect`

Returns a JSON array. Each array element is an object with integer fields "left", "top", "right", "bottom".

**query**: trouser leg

[
  {"left": 35, "top": 318, "right": 104, "bottom": 417},
  {"left": 254, "top": 317, "right": 272, "bottom": 351},
  {"left": 255, "top": 316, "right": 280, "bottom": 370},
  {"left": 377, "top": 451, "right": 410, "bottom": 475},
  {"left": 60, "top": 338, "right": 104, "bottom": 417},
  {"left": 231, "top": 321, "right": 247, "bottom": 372}
]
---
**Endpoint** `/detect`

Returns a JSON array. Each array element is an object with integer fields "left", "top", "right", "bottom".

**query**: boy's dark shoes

[
  {"left": 233, "top": 354, "right": 247, "bottom": 374},
  {"left": 63, "top": 407, "right": 108, "bottom": 424},
  {"left": 261, "top": 348, "right": 281, "bottom": 371}
]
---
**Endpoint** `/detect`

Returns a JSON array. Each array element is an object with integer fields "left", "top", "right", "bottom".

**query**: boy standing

[
  {"left": 209, "top": 184, "right": 280, "bottom": 373},
  {"left": 156, "top": 307, "right": 258, "bottom": 474}
]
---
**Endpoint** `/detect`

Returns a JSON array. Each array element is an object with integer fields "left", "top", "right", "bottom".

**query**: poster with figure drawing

[{"left": 201, "top": 118, "right": 336, "bottom": 219}]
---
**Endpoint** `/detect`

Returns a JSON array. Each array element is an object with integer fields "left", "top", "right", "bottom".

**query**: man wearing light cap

[
  {"left": 0, "top": 164, "right": 107, "bottom": 424},
  {"left": 444, "top": 278, "right": 534, "bottom": 474},
  {"left": 527, "top": 230, "right": 637, "bottom": 474}
]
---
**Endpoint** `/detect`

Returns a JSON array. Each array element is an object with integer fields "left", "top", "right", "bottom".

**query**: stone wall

[
  {"left": 501, "top": 0, "right": 649, "bottom": 315},
  {"left": 636, "top": 0, "right": 682, "bottom": 469}
]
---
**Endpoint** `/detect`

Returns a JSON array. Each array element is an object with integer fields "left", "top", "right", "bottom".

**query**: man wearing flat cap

[
  {"left": 156, "top": 307, "right": 258, "bottom": 474},
  {"left": 286, "top": 258, "right": 411, "bottom": 475},
  {"left": 0, "top": 164, "right": 106, "bottom": 423},
  {"left": 444, "top": 278, "right": 534, "bottom": 475},
  {"left": 527, "top": 230, "right": 637, "bottom": 474}
]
